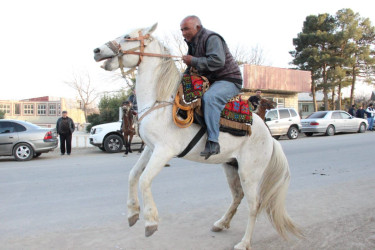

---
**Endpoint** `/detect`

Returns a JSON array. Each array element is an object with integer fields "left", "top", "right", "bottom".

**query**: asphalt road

[{"left": 1, "top": 132, "right": 374, "bottom": 249}]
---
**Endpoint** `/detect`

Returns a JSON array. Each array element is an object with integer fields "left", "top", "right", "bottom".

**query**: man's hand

[{"left": 182, "top": 55, "right": 193, "bottom": 66}]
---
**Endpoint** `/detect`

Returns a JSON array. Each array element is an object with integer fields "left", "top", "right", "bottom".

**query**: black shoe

[
  {"left": 200, "top": 140, "right": 220, "bottom": 160},
  {"left": 67, "top": 153, "right": 71, "bottom": 155},
  {"left": 61, "top": 153, "right": 65, "bottom": 155}
]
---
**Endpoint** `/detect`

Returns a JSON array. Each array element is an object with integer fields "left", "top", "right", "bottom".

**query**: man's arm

[
  {"left": 190, "top": 35, "right": 226, "bottom": 72},
  {"left": 70, "top": 119, "right": 75, "bottom": 133}
]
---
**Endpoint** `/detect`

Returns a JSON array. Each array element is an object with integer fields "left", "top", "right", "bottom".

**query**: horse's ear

[{"left": 144, "top": 23, "right": 158, "bottom": 35}]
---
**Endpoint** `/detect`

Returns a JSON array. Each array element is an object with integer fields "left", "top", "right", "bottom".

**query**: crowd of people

[{"left": 348, "top": 103, "right": 375, "bottom": 131}]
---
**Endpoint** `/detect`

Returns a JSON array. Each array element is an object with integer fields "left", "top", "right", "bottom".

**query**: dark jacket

[
  {"left": 185, "top": 27, "right": 242, "bottom": 88},
  {"left": 56, "top": 117, "right": 75, "bottom": 134},
  {"left": 356, "top": 109, "right": 365, "bottom": 118},
  {"left": 249, "top": 95, "right": 261, "bottom": 109},
  {"left": 348, "top": 107, "right": 355, "bottom": 116}
]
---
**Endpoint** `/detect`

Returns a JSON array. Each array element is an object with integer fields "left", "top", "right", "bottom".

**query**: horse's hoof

[
  {"left": 211, "top": 226, "right": 223, "bottom": 232},
  {"left": 128, "top": 214, "right": 139, "bottom": 227},
  {"left": 145, "top": 225, "right": 158, "bottom": 237}
]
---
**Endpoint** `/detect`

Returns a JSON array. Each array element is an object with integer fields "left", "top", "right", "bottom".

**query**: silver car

[
  {"left": 0, "top": 119, "right": 58, "bottom": 161},
  {"left": 301, "top": 110, "right": 368, "bottom": 136},
  {"left": 265, "top": 108, "right": 302, "bottom": 139}
]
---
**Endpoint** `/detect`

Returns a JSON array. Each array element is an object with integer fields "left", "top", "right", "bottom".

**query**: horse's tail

[{"left": 257, "top": 139, "right": 303, "bottom": 240}]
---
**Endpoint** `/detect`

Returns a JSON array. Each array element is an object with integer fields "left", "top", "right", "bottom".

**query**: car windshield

[{"left": 306, "top": 112, "right": 328, "bottom": 119}]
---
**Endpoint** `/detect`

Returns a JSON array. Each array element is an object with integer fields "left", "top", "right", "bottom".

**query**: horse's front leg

[
  {"left": 127, "top": 146, "right": 152, "bottom": 226},
  {"left": 139, "top": 147, "right": 174, "bottom": 237},
  {"left": 128, "top": 134, "right": 134, "bottom": 153}
]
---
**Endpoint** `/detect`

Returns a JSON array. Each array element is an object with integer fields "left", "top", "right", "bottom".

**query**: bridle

[
  {"left": 104, "top": 31, "right": 179, "bottom": 131},
  {"left": 105, "top": 31, "right": 181, "bottom": 77}
]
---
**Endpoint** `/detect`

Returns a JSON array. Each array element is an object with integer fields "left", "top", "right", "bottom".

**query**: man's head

[
  {"left": 62, "top": 111, "right": 68, "bottom": 118},
  {"left": 352, "top": 104, "right": 355, "bottom": 108},
  {"left": 369, "top": 103, "right": 373, "bottom": 107},
  {"left": 180, "top": 15, "right": 202, "bottom": 42},
  {"left": 255, "top": 89, "right": 261, "bottom": 97}
]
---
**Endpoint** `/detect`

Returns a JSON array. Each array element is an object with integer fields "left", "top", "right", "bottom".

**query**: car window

[
  {"left": 0, "top": 121, "right": 16, "bottom": 133},
  {"left": 266, "top": 110, "right": 278, "bottom": 121},
  {"left": 279, "top": 109, "right": 290, "bottom": 119},
  {"left": 340, "top": 112, "right": 351, "bottom": 119},
  {"left": 14, "top": 122, "right": 27, "bottom": 132},
  {"left": 332, "top": 112, "right": 342, "bottom": 119},
  {"left": 289, "top": 109, "right": 298, "bottom": 117},
  {"left": 306, "top": 112, "right": 328, "bottom": 119}
]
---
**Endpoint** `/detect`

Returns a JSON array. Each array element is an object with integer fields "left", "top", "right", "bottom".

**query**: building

[
  {"left": 241, "top": 64, "right": 311, "bottom": 110},
  {"left": 298, "top": 92, "right": 325, "bottom": 118},
  {"left": 0, "top": 96, "right": 86, "bottom": 129}
]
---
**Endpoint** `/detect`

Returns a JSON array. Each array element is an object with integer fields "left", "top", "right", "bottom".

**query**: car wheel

[
  {"left": 358, "top": 123, "right": 366, "bottom": 133},
  {"left": 325, "top": 125, "right": 335, "bottom": 136},
  {"left": 103, "top": 134, "right": 123, "bottom": 153},
  {"left": 13, "top": 143, "right": 34, "bottom": 161},
  {"left": 287, "top": 126, "right": 299, "bottom": 139},
  {"left": 98, "top": 146, "right": 106, "bottom": 151},
  {"left": 304, "top": 132, "right": 313, "bottom": 137},
  {"left": 33, "top": 153, "right": 42, "bottom": 158},
  {"left": 272, "top": 135, "right": 281, "bottom": 140}
]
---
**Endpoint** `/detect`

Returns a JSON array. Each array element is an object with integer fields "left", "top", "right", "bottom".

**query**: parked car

[
  {"left": 89, "top": 121, "right": 123, "bottom": 153},
  {"left": 0, "top": 119, "right": 58, "bottom": 161},
  {"left": 301, "top": 110, "right": 368, "bottom": 136},
  {"left": 265, "top": 108, "right": 302, "bottom": 139}
]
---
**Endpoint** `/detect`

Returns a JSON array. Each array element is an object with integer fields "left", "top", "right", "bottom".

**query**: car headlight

[{"left": 94, "top": 128, "right": 103, "bottom": 134}]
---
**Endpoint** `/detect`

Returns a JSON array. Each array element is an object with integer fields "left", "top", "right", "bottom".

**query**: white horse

[{"left": 93, "top": 23, "right": 302, "bottom": 250}]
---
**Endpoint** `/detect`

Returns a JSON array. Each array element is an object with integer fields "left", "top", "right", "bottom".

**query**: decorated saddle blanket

[{"left": 176, "top": 74, "right": 253, "bottom": 135}]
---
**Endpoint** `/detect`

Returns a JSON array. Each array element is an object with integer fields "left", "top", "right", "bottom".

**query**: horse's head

[
  {"left": 122, "top": 101, "right": 132, "bottom": 113},
  {"left": 93, "top": 23, "right": 158, "bottom": 71},
  {"left": 259, "top": 98, "right": 276, "bottom": 110}
]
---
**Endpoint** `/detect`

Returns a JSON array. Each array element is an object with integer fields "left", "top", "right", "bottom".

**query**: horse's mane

[{"left": 153, "top": 39, "right": 181, "bottom": 102}]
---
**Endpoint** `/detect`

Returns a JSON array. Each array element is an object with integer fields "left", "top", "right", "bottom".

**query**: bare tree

[
  {"left": 65, "top": 71, "right": 99, "bottom": 121},
  {"left": 231, "top": 43, "right": 268, "bottom": 66},
  {"left": 160, "top": 30, "right": 187, "bottom": 72}
]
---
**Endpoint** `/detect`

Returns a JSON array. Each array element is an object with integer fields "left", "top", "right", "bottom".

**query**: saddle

[{"left": 173, "top": 73, "right": 253, "bottom": 136}]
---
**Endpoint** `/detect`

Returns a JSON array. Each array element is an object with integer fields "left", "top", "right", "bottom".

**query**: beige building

[
  {"left": 0, "top": 96, "right": 86, "bottom": 129},
  {"left": 241, "top": 64, "right": 311, "bottom": 111}
]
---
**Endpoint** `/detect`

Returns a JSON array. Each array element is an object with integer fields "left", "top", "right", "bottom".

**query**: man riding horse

[{"left": 180, "top": 15, "right": 242, "bottom": 159}]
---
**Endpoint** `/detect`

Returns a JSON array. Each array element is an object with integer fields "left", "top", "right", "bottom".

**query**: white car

[
  {"left": 89, "top": 121, "right": 124, "bottom": 153},
  {"left": 265, "top": 108, "right": 302, "bottom": 139},
  {"left": 301, "top": 110, "right": 368, "bottom": 136}
]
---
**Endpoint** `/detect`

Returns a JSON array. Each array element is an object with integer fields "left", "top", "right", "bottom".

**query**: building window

[
  {"left": 274, "top": 98, "right": 285, "bottom": 108},
  {"left": 49, "top": 104, "right": 56, "bottom": 115},
  {"left": 37, "top": 104, "right": 47, "bottom": 115},
  {"left": 24, "top": 104, "right": 34, "bottom": 115},
  {"left": 57, "top": 103, "right": 61, "bottom": 115},
  {"left": 0, "top": 103, "right": 11, "bottom": 114},
  {"left": 302, "top": 104, "right": 309, "bottom": 112},
  {"left": 14, "top": 103, "right": 21, "bottom": 115}
]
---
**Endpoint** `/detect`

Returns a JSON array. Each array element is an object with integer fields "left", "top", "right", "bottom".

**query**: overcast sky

[{"left": 1, "top": 0, "right": 374, "bottom": 100}]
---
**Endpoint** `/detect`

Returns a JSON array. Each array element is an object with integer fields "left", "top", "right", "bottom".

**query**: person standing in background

[
  {"left": 365, "top": 104, "right": 375, "bottom": 131},
  {"left": 56, "top": 111, "right": 75, "bottom": 155},
  {"left": 348, "top": 104, "right": 356, "bottom": 117}
]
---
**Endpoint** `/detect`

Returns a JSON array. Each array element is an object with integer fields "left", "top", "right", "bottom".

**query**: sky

[{"left": 1, "top": 0, "right": 374, "bottom": 101}]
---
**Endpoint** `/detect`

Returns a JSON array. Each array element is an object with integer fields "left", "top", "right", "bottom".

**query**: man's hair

[
  {"left": 62, "top": 111, "right": 67, "bottom": 114},
  {"left": 255, "top": 89, "right": 261, "bottom": 92},
  {"left": 352, "top": 104, "right": 355, "bottom": 107},
  {"left": 183, "top": 15, "right": 202, "bottom": 27}
]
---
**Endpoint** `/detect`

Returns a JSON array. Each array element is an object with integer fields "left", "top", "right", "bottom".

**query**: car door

[
  {"left": 0, "top": 121, "right": 19, "bottom": 155},
  {"left": 331, "top": 111, "right": 344, "bottom": 132},
  {"left": 277, "top": 109, "right": 292, "bottom": 135},
  {"left": 340, "top": 111, "right": 355, "bottom": 131},
  {"left": 265, "top": 110, "right": 280, "bottom": 135}
]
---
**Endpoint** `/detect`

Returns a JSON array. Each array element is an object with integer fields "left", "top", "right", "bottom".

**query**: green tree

[
  {"left": 0, "top": 110, "right": 5, "bottom": 119},
  {"left": 290, "top": 13, "right": 336, "bottom": 111}
]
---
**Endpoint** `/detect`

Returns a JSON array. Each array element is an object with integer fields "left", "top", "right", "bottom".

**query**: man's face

[
  {"left": 62, "top": 112, "right": 67, "bottom": 118},
  {"left": 180, "top": 19, "right": 200, "bottom": 42},
  {"left": 256, "top": 91, "right": 261, "bottom": 97}
]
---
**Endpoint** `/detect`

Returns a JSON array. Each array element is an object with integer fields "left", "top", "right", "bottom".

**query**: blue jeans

[
  {"left": 202, "top": 80, "right": 240, "bottom": 142},
  {"left": 368, "top": 117, "right": 374, "bottom": 130}
]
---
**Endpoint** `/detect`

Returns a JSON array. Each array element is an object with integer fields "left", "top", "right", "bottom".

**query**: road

[{"left": 1, "top": 132, "right": 375, "bottom": 250}]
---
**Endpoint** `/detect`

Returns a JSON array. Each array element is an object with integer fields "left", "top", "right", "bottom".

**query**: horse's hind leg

[
  {"left": 127, "top": 146, "right": 152, "bottom": 227},
  {"left": 212, "top": 161, "right": 244, "bottom": 232}
]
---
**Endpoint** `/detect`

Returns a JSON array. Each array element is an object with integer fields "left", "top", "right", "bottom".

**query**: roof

[{"left": 243, "top": 64, "right": 311, "bottom": 92}]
